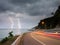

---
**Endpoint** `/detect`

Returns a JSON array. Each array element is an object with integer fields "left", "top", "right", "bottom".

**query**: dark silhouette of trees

[
  {"left": 37, "top": 5, "right": 60, "bottom": 29},
  {"left": 9, "top": 31, "right": 13, "bottom": 37},
  {"left": 0, "top": 31, "right": 14, "bottom": 43}
]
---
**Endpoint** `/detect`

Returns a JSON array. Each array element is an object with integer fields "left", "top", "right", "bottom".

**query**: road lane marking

[
  {"left": 11, "top": 35, "right": 21, "bottom": 45},
  {"left": 31, "top": 33, "right": 46, "bottom": 45},
  {"left": 11, "top": 34, "right": 23, "bottom": 45}
]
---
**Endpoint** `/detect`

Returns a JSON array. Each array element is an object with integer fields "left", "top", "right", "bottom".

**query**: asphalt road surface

[{"left": 22, "top": 31, "right": 60, "bottom": 45}]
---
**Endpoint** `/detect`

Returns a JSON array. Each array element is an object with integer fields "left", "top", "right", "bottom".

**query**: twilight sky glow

[{"left": 0, "top": 0, "right": 60, "bottom": 29}]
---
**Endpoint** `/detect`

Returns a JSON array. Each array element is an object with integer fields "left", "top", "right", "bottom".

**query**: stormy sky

[{"left": 0, "top": 0, "right": 60, "bottom": 29}]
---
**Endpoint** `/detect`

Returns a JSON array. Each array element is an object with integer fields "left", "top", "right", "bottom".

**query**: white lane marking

[
  {"left": 11, "top": 34, "right": 23, "bottom": 45},
  {"left": 11, "top": 35, "right": 21, "bottom": 45},
  {"left": 31, "top": 33, "right": 46, "bottom": 45}
]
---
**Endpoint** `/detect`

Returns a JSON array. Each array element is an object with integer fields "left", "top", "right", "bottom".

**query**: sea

[{"left": 0, "top": 29, "right": 30, "bottom": 41}]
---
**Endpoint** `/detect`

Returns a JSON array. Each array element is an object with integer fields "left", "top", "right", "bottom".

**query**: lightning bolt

[
  {"left": 16, "top": 13, "right": 21, "bottom": 34},
  {"left": 17, "top": 19, "right": 21, "bottom": 29},
  {"left": 8, "top": 13, "right": 21, "bottom": 35},
  {"left": 16, "top": 13, "right": 21, "bottom": 29},
  {"left": 9, "top": 17, "right": 14, "bottom": 31}
]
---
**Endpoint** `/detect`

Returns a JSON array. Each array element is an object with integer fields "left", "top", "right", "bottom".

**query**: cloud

[
  {"left": 11, "top": 0, "right": 40, "bottom": 4},
  {"left": 0, "top": 0, "right": 60, "bottom": 16},
  {"left": 25, "top": 0, "right": 60, "bottom": 16},
  {"left": 0, "top": 0, "right": 60, "bottom": 28}
]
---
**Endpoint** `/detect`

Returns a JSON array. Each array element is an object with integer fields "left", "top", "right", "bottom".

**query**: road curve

[
  {"left": 23, "top": 33, "right": 42, "bottom": 45},
  {"left": 22, "top": 32, "right": 60, "bottom": 45}
]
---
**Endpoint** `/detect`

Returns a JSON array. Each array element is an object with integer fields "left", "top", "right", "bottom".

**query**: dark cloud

[
  {"left": 0, "top": 4, "right": 10, "bottom": 12},
  {"left": 0, "top": 0, "right": 60, "bottom": 16},
  {"left": 54, "top": 0, "right": 60, "bottom": 6},
  {"left": 11, "top": 0, "right": 40, "bottom": 5},
  {"left": 0, "top": 0, "right": 13, "bottom": 12},
  {"left": 26, "top": 0, "right": 60, "bottom": 16},
  {"left": 0, "top": 0, "right": 60, "bottom": 28}
]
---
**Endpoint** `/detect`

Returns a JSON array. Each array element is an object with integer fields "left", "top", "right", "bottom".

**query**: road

[{"left": 22, "top": 31, "right": 60, "bottom": 45}]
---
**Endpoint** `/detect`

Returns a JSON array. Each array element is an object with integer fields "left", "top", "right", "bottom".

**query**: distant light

[
  {"left": 42, "top": 21, "right": 45, "bottom": 25},
  {"left": 55, "top": 32, "right": 58, "bottom": 34}
]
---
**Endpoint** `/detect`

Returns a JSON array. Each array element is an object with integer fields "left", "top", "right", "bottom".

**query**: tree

[
  {"left": 9, "top": 31, "right": 14, "bottom": 37},
  {"left": 37, "top": 5, "right": 60, "bottom": 29}
]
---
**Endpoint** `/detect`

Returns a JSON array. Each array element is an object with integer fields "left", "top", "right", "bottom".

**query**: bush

[
  {"left": 0, "top": 37, "right": 8, "bottom": 43},
  {"left": 8, "top": 31, "right": 14, "bottom": 37},
  {"left": 0, "top": 31, "right": 14, "bottom": 43}
]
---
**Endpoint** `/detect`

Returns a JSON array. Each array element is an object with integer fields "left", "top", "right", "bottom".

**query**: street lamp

[
  {"left": 41, "top": 21, "right": 45, "bottom": 29},
  {"left": 41, "top": 21, "right": 45, "bottom": 25},
  {"left": 41, "top": 21, "right": 46, "bottom": 29}
]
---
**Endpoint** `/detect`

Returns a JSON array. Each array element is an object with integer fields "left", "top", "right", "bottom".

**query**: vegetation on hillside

[
  {"left": 0, "top": 31, "right": 14, "bottom": 43},
  {"left": 37, "top": 5, "right": 60, "bottom": 29}
]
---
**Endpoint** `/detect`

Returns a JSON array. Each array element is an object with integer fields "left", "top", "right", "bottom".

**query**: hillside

[
  {"left": 37, "top": 5, "right": 60, "bottom": 29},
  {"left": 0, "top": 36, "right": 18, "bottom": 45}
]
